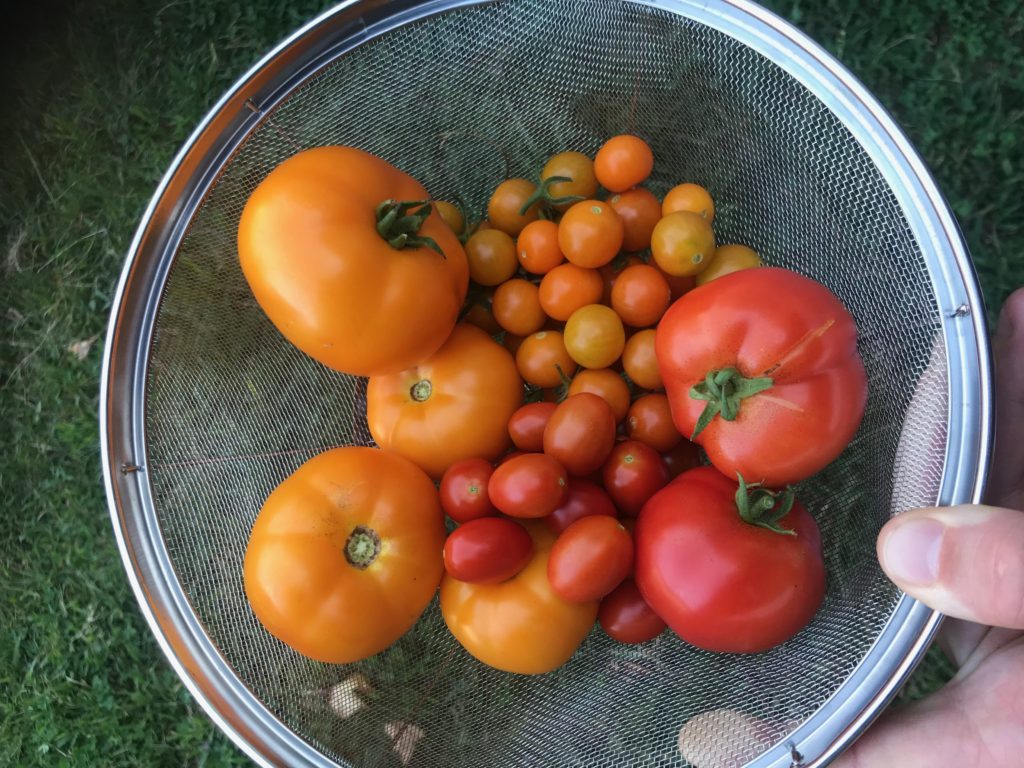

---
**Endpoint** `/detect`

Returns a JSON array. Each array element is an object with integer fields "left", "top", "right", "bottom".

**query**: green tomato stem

[
  {"left": 689, "top": 367, "right": 773, "bottom": 439},
  {"left": 734, "top": 474, "right": 796, "bottom": 536},
  {"left": 375, "top": 199, "right": 446, "bottom": 257}
]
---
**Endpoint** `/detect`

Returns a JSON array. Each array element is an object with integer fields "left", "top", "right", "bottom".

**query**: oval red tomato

[
  {"left": 439, "top": 458, "right": 498, "bottom": 523},
  {"left": 543, "top": 393, "right": 616, "bottom": 476},
  {"left": 602, "top": 440, "right": 670, "bottom": 517},
  {"left": 489, "top": 453, "right": 568, "bottom": 518},
  {"left": 508, "top": 401, "right": 558, "bottom": 452},
  {"left": 599, "top": 579, "right": 666, "bottom": 644},
  {"left": 634, "top": 466, "right": 825, "bottom": 653},
  {"left": 444, "top": 517, "right": 534, "bottom": 584},
  {"left": 548, "top": 516, "right": 633, "bottom": 603},
  {"left": 544, "top": 479, "right": 618, "bottom": 534}
]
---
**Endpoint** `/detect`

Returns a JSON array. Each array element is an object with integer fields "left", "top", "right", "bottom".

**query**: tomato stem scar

[
  {"left": 345, "top": 525, "right": 382, "bottom": 569},
  {"left": 410, "top": 379, "right": 432, "bottom": 402}
]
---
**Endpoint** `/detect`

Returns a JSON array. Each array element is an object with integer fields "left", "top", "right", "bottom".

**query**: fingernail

[{"left": 881, "top": 517, "right": 944, "bottom": 587}]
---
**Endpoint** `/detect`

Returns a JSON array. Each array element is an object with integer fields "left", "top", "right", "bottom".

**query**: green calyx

[
  {"left": 518, "top": 175, "right": 586, "bottom": 216},
  {"left": 689, "top": 367, "right": 773, "bottom": 439},
  {"left": 375, "top": 199, "right": 445, "bottom": 257},
  {"left": 735, "top": 474, "right": 796, "bottom": 536}
]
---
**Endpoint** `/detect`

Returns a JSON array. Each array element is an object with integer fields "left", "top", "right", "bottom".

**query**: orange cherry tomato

[
  {"left": 462, "top": 288, "right": 501, "bottom": 335},
  {"left": 662, "top": 182, "right": 715, "bottom": 222},
  {"left": 492, "top": 279, "right": 547, "bottom": 336},
  {"left": 651, "top": 211, "right": 716, "bottom": 277},
  {"left": 558, "top": 200, "right": 624, "bottom": 269},
  {"left": 696, "top": 243, "right": 762, "bottom": 286},
  {"left": 367, "top": 324, "right": 522, "bottom": 479},
  {"left": 517, "top": 219, "right": 565, "bottom": 275},
  {"left": 626, "top": 393, "right": 682, "bottom": 452},
  {"left": 466, "top": 228, "right": 518, "bottom": 286},
  {"left": 488, "top": 178, "right": 540, "bottom": 236},
  {"left": 516, "top": 330, "right": 578, "bottom": 388},
  {"left": 243, "top": 446, "right": 445, "bottom": 663},
  {"left": 238, "top": 146, "right": 468, "bottom": 377},
  {"left": 622, "top": 329, "right": 662, "bottom": 390},
  {"left": 567, "top": 368, "right": 632, "bottom": 423},
  {"left": 542, "top": 151, "right": 598, "bottom": 209},
  {"left": 434, "top": 200, "right": 465, "bottom": 234},
  {"left": 610, "top": 264, "right": 671, "bottom": 328},
  {"left": 508, "top": 401, "right": 559, "bottom": 452},
  {"left": 609, "top": 187, "right": 662, "bottom": 252},
  {"left": 548, "top": 516, "right": 633, "bottom": 603},
  {"left": 594, "top": 134, "right": 655, "bottom": 193},
  {"left": 539, "top": 263, "right": 604, "bottom": 321},
  {"left": 564, "top": 304, "right": 626, "bottom": 369},
  {"left": 599, "top": 255, "right": 645, "bottom": 305},
  {"left": 440, "top": 521, "right": 598, "bottom": 674},
  {"left": 543, "top": 393, "right": 617, "bottom": 476},
  {"left": 503, "top": 332, "right": 525, "bottom": 357}
]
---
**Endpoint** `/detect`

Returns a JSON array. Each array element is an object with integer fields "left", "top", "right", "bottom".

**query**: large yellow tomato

[
  {"left": 238, "top": 146, "right": 469, "bottom": 376},
  {"left": 243, "top": 447, "right": 446, "bottom": 663},
  {"left": 367, "top": 324, "right": 523, "bottom": 479},
  {"left": 440, "top": 522, "right": 598, "bottom": 674}
]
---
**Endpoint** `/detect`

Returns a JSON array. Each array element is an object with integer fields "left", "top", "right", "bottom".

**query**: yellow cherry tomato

[
  {"left": 564, "top": 304, "right": 626, "bottom": 369},
  {"left": 696, "top": 244, "right": 762, "bottom": 285},
  {"left": 662, "top": 183, "right": 715, "bottom": 222},
  {"left": 651, "top": 211, "right": 716, "bottom": 277}
]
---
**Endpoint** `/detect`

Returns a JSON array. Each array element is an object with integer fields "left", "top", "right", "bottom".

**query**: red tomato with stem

[
  {"left": 548, "top": 516, "right": 633, "bottom": 603},
  {"left": 602, "top": 440, "right": 670, "bottom": 516},
  {"left": 543, "top": 393, "right": 617, "bottom": 476},
  {"left": 489, "top": 453, "right": 568, "bottom": 518},
  {"left": 599, "top": 579, "right": 666, "bottom": 644},
  {"left": 443, "top": 517, "right": 533, "bottom": 584},
  {"left": 508, "top": 401, "right": 558, "bottom": 452},
  {"left": 439, "top": 458, "right": 497, "bottom": 523},
  {"left": 544, "top": 479, "right": 618, "bottom": 534},
  {"left": 635, "top": 466, "right": 825, "bottom": 653}
]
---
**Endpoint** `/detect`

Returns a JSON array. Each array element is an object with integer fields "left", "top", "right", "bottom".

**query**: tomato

[
  {"left": 238, "top": 146, "right": 468, "bottom": 377},
  {"left": 517, "top": 219, "right": 564, "bottom": 275},
  {"left": 696, "top": 243, "right": 761, "bottom": 286},
  {"left": 651, "top": 212, "right": 716, "bottom": 277},
  {"left": 488, "top": 178, "right": 540, "bottom": 236},
  {"left": 466, "top": 228, "right": 518, "bottom": 286},
  {"left": 499, "top": 449, "right": 526, "bottom": 465},
  {"left": 635, "top": 466, "right": 825, "bottom": 652},
  {"left": 243, "top": 447, "right": 445, "bottom": 663},
  {"left": 594, "top": 135, "right": 654, "bottom": 193},
  {"left": 565, "top": 304, "right": 626, "bottom": 369},
  {"left": 610, "top": 264, "right": 671, "bottom": 328},
  {"left": 656, "top": 267, "right": 867, "bottom": 486},
  {"left": 516, "top": 330, "right": 577, "bottom": 388},
  {"left": 439, "top": 458, "right": 498, "bottom": 523},
  {"left": 367, "top": 324, "right": 522, "bottom": 479},
  {"left": 489, "top": 453, "right": 568, "bottom": 518},
  {"left": 661, "top": 439, "right": 702, "bottom": 478},
  {"left": 622, "top": 329, "right": 662, "bottom": 390},
  {"left": 548, "top": 516, "right": 633, "bottom": 603},
  {"left": 503, "top": 332, "right": 525, "bottom": 357},
  {"left": 492, "top": 278, "right": 546, "bottom": 336},
  {"left": 602, "top": 440, "right": 670, "bottom": 516},
  {"left": 434, "top": 200, "right": 465, "bottom": 234},
  {"left": 539, "top": 263, "right": 604, "bottom": 321},
  {"left": 541, "top": 151, "right": 598, "bottom": 209},
  {"left": 626, "top": 393, "right": 682, "bottom": 452},
  {"left": 462, "top": 288, "right": 502, "bottom": 335},
  {"left": 544, "top": 478, "right": 618, "bottom": 534},
  {"left": 508, "top": 401, "right": 558, "bottom": 452},
  {"left": 444, "top": 517, "right": 533, "bottom": 584},
  {"left": 558, "top": 200, "right": 624, "bottom": 268},
  {"left": 599, "top": 255, "right": 645, "bottom": 305},
  {"left": 440, "top": 522, "right": 597, "bottom": 674},
  {"left": 543, "top": 393, "right": 616, "bottom": 476},
  {"left": 566, "top": 368, "right": 632, "bottom": 423},
  {"left": 599, "top": 579, "right": 666, "bottom": 644},
  {"left": 662, "top": 183, "right": 715, "bottom": 223},
  {"left": 609, "top": 188, "right": 662, "bottom": 252},
  {"left": 658, "top": 268, "right": 697, "bottom": 301}
]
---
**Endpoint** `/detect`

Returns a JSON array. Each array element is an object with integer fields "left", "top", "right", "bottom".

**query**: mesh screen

[{"left": 143, "top": 0, "right": 948, "bottom": 765}]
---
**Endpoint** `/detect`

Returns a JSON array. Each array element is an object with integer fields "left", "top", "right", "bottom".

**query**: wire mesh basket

[{"left": 100, "top": 1, "right": 992, "bottom": 766}]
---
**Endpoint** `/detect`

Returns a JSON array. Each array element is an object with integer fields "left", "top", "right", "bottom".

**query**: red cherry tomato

[
  {"left": 662, "top": 440, "right": 702, "bottom": 478},
  {"left": 439, "top": 458, "right": 497, "bottom": 523},
  {"left": 508, "top": 401, "right": 559, "bottom": 452},
  {"left": 599, "top": 579, "right": 666, "bottom": 644},
  {"left": 543, "top": 393, "right": 617, "bottom": 476},
  {"left": 489, "top": 453, "right": 568, "bottom": 518},
  {"left": 444, "top": 517, "right": 533, "bottom": 584},
  {"left": 602, "top": 440, "right": 670, "bottom": 517},
  {"left": 499, "top": 450, "right": 526, "bottom": 465},
  {"left": 547, "top": 516, "right": 633, "bottom": 603},
  {"left": 544, "top": 479, "right": 618, "bottom": 534},
  {"left": 626, "top": 393, "right": 683, "bottom": 452}
]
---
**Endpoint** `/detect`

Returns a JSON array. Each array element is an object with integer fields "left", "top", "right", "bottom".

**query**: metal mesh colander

[{"left": 100, "top": 1, "right": 992, "bottom": 766}]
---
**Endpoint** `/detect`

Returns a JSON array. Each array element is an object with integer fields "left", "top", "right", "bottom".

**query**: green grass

[{"left": 0, "top": 0, "right": 1019, "bottom": 765}]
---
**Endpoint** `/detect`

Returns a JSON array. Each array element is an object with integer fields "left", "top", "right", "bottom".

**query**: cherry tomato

[
  {"left": 544, "top": 478, "right": 618, "bottom": 534},
  {"left": 489, "top": 453, "right": 568, "bottom": 518},
  {"left": 635, "top": 466, "right": 825, "bottom": 652},
  {"left": 503, "top": 332, "right": 525, "bottom": 357},
  {"left": 626, "top": 393, "right": 682, "bottom": 452},
  {"left": 543, "top": 393, "right": 616, "bottom": 476},
  {"left": 599, "top": 255, "right": 645, "bottom": 305},
  {"left": 662, "top": 183, "right": 715, "bottom": 222},
  {"left": 696, "top": 243, "right": 761, "bottom": 286},
  {"left": 610, "top": 264, "right": 671, "bottom": 328},
  {"left": 566, "top": 368, "right": 632, "bottom": 423},
  {"left": 434, "top": 200, "right": 465, "bottom": 234},
  {"left": 651, "top": 211, "right": 716, "bottom": 277},
  {"left": 499, "top": 449, "right": 526, "bottom": 465},
  {"left": 439, "top": 458, "right": 498, "bottom": 523},
  {"left": 539, "top": 263, "right": 604, "bottom": 321},
  {"left": 548, "top": 516, "right": 633, "bottom": 603},
  {"left": 508, "top": 401, "right": 558, "bottom": 452},
  {"left": 488, "top": 178, "right": 540, "bottom": 236},
  {"left": 661, "top": 439, "right": 701, "bottom": 478},
  {"left": 462, "top": 288, "right": 502, "bottom": 335},
  {"left": 516, "top": 330, "right": 577, "bottom": 388},
  {"left": 466, "top": 228, "right": 518, "bottom": 286},
  {"left": 599, "top": 579, "right": 665, "bottom": 644},
  {"left": 517, "top": 219, "right": 565, "bottom": 275},
  {"left": 609, "top": 187, "right": 661, "bottom": 252},
  {"left": 602, "top": 440, "right": 669, "bottom": 516},
  {"left": 659, "top": 268, "right": 697, "bottom": 301},
  {"left": 565, "top": 304, "right": 626, "bottom": 369},
  {"left": 492, "top": 278, "right": 547, "bottom": 336},
  {"left": 558, "top": 200, "right": 624, "bottom": 268},
  {"left": 594, "top": 135, "right": 654, "bottom": 193},
  {"left": 622, "top": 329, "right": 662, "bottom": 390},
  {"left": 444, "top": 517, "right": 533, "bottom": 584},
  {"left": 542, "top": 151, "right": 598, "bottom": 209}
]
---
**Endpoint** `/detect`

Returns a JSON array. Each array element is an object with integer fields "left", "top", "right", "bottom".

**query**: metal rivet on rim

[{"left": 948, "top": 304, "right": 970, "bottom": 318}]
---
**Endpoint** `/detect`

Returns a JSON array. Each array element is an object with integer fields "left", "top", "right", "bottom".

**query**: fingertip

[{"left": 997, "top": 287, "right": 1024, "bottom": 339}]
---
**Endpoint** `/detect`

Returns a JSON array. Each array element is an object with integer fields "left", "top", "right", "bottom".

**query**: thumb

[{"left": 877, "top": 504, "right": 1024, "bottom": 629}]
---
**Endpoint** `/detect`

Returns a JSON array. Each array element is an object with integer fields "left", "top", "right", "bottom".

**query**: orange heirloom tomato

[
  {"left": 517, "top": 219, "right": 565, "bottom": 275},
  {"left": 696, "top": 244, "right": 762, "bottom": 285},
  {"left": 244, "top": 446, "right": 445, "bottom": 663},
  {"left": 516, "top": 330, "right": 578, "bottom": 388},
  {"left": 440, "top": 521, "right": 598, "bottom": 674},
  {"left": 609, "top": 188, "right": 662, "bottom": 252},
  {"left": 367, "top": 324, "right": 522, "bottom": 479},
  {"left": 493, "top": 279, "right": 547, "bottom": 336},
  {"left": 541, "top": 151, "right": 598, "bottom": 209},
  {"left": 594, "top": 135, "right": 655, "bottom": 193},
  {"left": 651, "top": 211, "right": 716, "bottom": 277},
  {"left": 238, "top": 146, "right": 468, "bottom": 377},
  {"left": 558, "top": 200, "right": 624, "bottom": 269},
  {"left": 488, "top": 178, "right": 540, "bottom": 236},
  {"left": 662, "top": 183, "right": 715, "bottom": 222},
  {"left": 539, "top": 263, "right": 604, "bottom": 321},
  {"left": 567, "top": 368, "right": 632, "bottom": 423}
]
